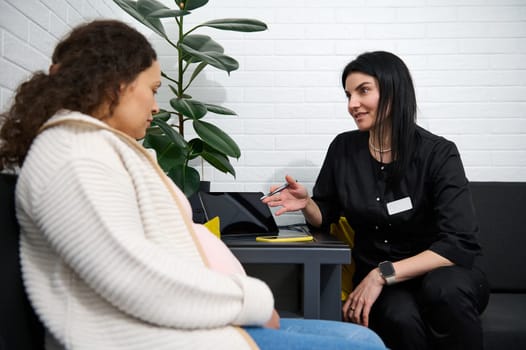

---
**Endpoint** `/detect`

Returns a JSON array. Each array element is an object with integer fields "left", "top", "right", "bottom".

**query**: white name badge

[{"left": 386, "top": 197, "right": 413, "bottom": 216}]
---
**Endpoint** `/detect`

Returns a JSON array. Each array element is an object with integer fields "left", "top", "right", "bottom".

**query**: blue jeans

[{"left": 243, "top": 318, "right": 387, "bottom": 350}]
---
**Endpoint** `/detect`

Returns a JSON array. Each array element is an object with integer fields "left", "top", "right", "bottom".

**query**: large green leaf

[
  {"left": 182, "top": 0, "right": 208, "bottom": 11},
  {"left": 180, "top": 43, "right": 239, "bottom": 74},
  {"left": 181, "top": 35, "right": 225, "bottom": 65},
  {"left": 143, "top": 133, "right": 186, "bottom": 171},
  {"left": 193, "top": 120, "right": 241, "bottom": 158},
  {"left": 147, "top": 8, "right": 190, "bottom": 18},
  {"left": 168, "top": 164, "right": 201, "bottom": 197},
  {"left": 137, "top": 0, "right": 168, "bottom": 14},
  {"left": 112, "top": 0, "right": 166, "bottom": 38},
  {"left": 199, "top": 18, "right": 268, "bottom": 32},
  {"left": 186, "top": 61, "right": 208, "bottom": 89},
  {"left": 187, "top": 138, "right": 204, "bottom": 159},
  {"left": 182, "top": 34, "right": 224, "bottom": 58},
  {"left": 153, "top": 109, "right": 171, "bottom": 121},
  {"left": 201, "top": 146, "right": 236, "bottom": 175},
  {"left": 170, "top": 98, "right": 208, "bottom": 120},
  {"left": 205, "top": 103, "right": 237, "bottom": 115},
  {"left": 151, "top": 118, "right": 187, "bottom": 149}
]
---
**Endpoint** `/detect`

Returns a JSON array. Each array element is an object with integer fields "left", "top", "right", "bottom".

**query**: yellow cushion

[
  {"left": 204, "top": 216, "right": 221, "bottom": 238},
  {"left": 329, "top": 216, "right": 355, "bottom": 301}
]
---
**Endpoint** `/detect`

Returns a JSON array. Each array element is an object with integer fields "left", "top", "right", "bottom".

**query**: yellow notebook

[{"left": 256, "top": 234, "right": 313, "bottom": 243}]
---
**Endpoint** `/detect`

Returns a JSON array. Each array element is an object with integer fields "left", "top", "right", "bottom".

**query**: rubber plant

[{"left": 113, "top": 0, "right": 267, "bottom": 196}]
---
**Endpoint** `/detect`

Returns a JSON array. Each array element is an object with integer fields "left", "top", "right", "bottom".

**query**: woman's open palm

[{"left": 263, "top": 175, "right": 309, "bottom": 216}]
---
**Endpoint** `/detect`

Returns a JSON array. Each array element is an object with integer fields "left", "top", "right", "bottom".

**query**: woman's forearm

[
  {"left": 302, "top": 198, "right": 323, "bottom": 228},
  {"left": 390, "top": 250, "right": 454, "bottom": 284}
]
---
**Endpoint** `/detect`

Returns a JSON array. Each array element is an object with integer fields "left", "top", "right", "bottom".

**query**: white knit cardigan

[{"left": 15, "top": 111, "right": 273, "bottom": 349}]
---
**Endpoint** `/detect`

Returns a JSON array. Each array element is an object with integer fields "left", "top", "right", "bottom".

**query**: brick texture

[{"left": 1, "top": 0, "right": 525, "bottom": 224}]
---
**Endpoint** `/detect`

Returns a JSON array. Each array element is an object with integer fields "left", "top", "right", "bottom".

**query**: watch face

[{"left": 379, "top": 261, "right": 395, "bottom": 276}]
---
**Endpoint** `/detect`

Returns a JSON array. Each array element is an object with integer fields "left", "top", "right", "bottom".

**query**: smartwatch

[{"left": 378, "top": 261, "right": 396, "bottom": 285}]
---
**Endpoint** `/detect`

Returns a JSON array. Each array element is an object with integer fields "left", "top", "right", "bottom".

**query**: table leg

[
  {"left": 320, "top": 264, "right": 342, "bottom": 321},
  {"left": 302, "top": 262, "right": 320, "bottom": 319}
]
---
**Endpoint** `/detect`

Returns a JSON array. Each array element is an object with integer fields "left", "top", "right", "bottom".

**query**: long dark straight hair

[{"left": 341, "top": 51, "right": 417, "bottom": 182}]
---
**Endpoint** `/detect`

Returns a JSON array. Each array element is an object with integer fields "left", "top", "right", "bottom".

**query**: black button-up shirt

[{"left": 312, "top": 126, "right": 481, "bottom": 284}]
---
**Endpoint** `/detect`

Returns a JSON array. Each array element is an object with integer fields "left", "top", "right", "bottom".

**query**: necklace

[{"left": 369, "top": 140, "right": 391, "bottom": 153}]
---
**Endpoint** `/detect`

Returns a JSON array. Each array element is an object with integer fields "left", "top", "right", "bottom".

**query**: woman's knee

[
  {"left": 370, "top": 304, "right": 427, "bottom": 350},
  {"left": 371, "top": 298, "right": 424, "bottom": 333},
  {"left": 420, "top": 266, "right": 482, "bottom": 314}
]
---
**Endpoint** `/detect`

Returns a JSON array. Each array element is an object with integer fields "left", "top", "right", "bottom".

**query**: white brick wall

[
  {"left": 0, "top": 0, "right": 123, "bottom": 109},
  {"left": 1, "top": 0, "right": 525, "bottom": 223},
  {"left": 174, "top": 1, "right": 526, "bottom": 198}
]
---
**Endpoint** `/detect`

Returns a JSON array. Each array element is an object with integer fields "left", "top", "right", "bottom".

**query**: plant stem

[
  {"left": 177, "top": 15, "right": 185, "bottom": 137},
  {"left": 161, "top": 71, "right": 178, "bottom": 85}
]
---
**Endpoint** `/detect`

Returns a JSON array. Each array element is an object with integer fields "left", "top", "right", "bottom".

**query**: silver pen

[{"left": 260, "top": 183, "right": 290, "bottom": 200}]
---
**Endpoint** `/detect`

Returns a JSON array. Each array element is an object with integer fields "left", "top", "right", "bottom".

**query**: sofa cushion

[
  {"left": 481, "top": 293, "right": 526, "bottom": 350},
  {"left": 469, "top": 182, "right": 526, "bottom": 292},
  {"left": 0, "top": 173, "right": 45, "bottom": 350}
]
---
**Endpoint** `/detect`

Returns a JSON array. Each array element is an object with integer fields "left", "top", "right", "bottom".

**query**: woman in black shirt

[{"left": 263, "top": 51, "right": 489, "bottom": 350}]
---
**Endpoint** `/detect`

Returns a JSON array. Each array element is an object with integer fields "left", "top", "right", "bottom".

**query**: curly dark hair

[{"left": 0, "top": 19, "right": 157, "bottom": 170}]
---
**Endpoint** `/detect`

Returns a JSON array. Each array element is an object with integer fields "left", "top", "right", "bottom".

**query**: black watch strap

[{"left": 378, "top": 261, "right": 396, "bottom": 285}]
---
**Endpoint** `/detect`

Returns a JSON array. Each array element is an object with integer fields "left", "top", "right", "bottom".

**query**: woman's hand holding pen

[{"left": 261, "top": 175, "right": 309, "bottom": 216}]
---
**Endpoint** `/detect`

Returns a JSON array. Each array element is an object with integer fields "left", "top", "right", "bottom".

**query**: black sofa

[
  {"left": 0, "top": 173, "right": 44, "bottom": 350},
  {"left": 471, "top": 182, "right": 526, "bottom": 349},
  {"left": 1, "top": 173, "right": 525, "bottom": 349}
]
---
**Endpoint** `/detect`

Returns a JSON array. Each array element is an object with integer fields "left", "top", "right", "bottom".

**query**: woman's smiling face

[{"left": 344, "top": 72, "right": 380, "bottom": 132}]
